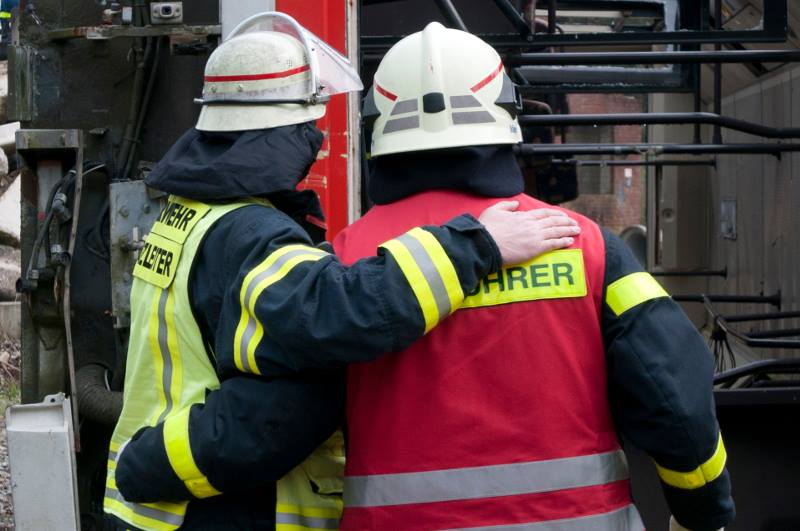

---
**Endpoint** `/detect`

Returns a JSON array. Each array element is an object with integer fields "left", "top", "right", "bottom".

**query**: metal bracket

[
  {"left": 16, "top": 129, "right": 82, "bottom": 152},
  {"left": 109, "top": 181, "right": 162, "bottom": 328},
  {"left": 47, "top": 24, "right": 221, "bottom": 41}
]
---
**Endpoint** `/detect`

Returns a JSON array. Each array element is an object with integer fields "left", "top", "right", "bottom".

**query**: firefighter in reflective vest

[
  {"left": 105, "top": 13, "right": 580, "bottom": 531},
  {"left": 0, "top": 0, "right": 15, "bottom": 21},
  {"left": 331, "top": 23, "right": 734, "bottom": 531},
  {"left": 0, "top": 0, "right": 17, "bottom": 50}
]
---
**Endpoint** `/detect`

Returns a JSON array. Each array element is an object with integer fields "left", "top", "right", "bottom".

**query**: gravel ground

[{"left": 0, "top": 337, "right": 20, "bottom": 530}]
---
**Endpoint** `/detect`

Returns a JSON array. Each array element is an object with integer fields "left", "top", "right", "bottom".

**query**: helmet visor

[{"left": 229, "top": 12, "right": 363, "bottom": 100}]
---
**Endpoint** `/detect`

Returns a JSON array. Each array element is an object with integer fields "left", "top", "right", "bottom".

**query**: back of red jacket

[{"left": 334, "top": 190, "right": 641, "bottom": 530}]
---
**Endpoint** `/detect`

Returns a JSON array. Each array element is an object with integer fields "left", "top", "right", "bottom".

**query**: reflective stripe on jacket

[
  {"left": 334, "top": 190, "right": 643, "bottom": 530},
  {"left": 104, "top": 196, "right": 344, "bottom": 531}
]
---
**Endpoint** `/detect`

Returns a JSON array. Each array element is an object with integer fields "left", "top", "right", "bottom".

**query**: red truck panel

[{"left": 276, "top": 0, "right": 351, "bottom": 240}]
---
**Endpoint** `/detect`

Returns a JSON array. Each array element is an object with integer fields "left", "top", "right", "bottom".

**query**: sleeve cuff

[
  {"left": 443, "top": 213, "right": 502, "bottom": 275},
  {"left": 663, "top": 469, "right": 735, "bottom": 531},
  {"left": 115, "top": 425, "right": 193, "bottom": 503}
]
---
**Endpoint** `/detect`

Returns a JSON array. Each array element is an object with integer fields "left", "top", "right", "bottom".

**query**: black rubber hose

[
  {"left": 76, "top": 363, "right": 123, "bottom": 426},
  {"left": 123, "top": 36, "right": 163, "bottom": 180},
  {"left": 117, "top": 5, "right": 153, "bottom": 181}
]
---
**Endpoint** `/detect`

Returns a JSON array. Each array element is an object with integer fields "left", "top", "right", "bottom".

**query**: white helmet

[
  {"left": 196, "top": 12, "right": 363, "bottom": 132},
  {"left": 364, "top": 22, "right": 522, "bottom": 157}
]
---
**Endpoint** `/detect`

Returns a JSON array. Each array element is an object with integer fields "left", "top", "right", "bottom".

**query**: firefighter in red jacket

[{"left": 332, "top": 23, "right": 733, "bottom": 531}]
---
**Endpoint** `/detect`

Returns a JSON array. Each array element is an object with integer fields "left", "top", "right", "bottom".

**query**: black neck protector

[{"left": 367, "top": 145, "right": 524, "bottom": 205}]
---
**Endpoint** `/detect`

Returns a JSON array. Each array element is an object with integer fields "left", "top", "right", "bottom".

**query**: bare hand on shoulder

[{"left": 478, "top": 201, "right": 581, "bottom": 266}]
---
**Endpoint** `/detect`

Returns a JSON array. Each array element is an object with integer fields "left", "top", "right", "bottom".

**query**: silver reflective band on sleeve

[
  {"left": 238, "top": 247, "right": 327, "bottom": 373},
  {"left": 276, "top": 512, "right": 340, "bottom": 529},
  {"left": 344, "top": 450, "right": 629, "bottom": 508},
  {"left": 395, "top": 233, "right": 454, "bottom": 319},
  {"left": 105, "top": 486, "right": 184, "bottom": 527},
  {"left": 445, "top": 504, "right": 644, "bottom": 531}
]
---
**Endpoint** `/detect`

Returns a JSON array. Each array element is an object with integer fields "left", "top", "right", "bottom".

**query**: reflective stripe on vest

[
  {"left": 276, "top": 509, "right": 340, "bottom": 530},
  {"left": 275, "top": 430, "right": 345, "bottom": 530},
  {"left": 105, "top": 452, "right": 186, "bottom": 531},
  {"left": 344, "top": 450, "right": 629, "bottom": 508},
  {"left": 152, "top": 288, "right": 179, "bottom": 426},
  {"left": 443, "top": 504, "right": 644, "bottom": 531}
]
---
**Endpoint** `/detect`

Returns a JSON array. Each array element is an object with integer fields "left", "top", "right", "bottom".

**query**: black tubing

[{"left": 76, "top": 363, "right": 123, "bottom": 426}]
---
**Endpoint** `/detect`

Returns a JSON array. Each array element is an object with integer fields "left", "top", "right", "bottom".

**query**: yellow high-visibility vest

[{"left": 104, "top": 196, "right": 344, "bottom": 531}]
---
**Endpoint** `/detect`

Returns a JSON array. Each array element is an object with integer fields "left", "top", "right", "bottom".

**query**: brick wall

[{"left": 561, "top": 94, "right": 646, "bottom": 235}]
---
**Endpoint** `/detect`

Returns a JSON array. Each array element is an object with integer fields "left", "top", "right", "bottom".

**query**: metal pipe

[
  {"left": 748, "top": 328, "right": 800, "bottom": 339},
  {"left": 548, "top": 0, "right": 556, "bottom": 34},
  {"left": 742, "top": 338, "right": 800, "bottom": 349},
  {"left": 505, "top": 49, "right": 800, "bottom": 65},
  {"left": 651, "top": 269, "right": 728, "bottom": 278},
  {"left": 714, "top": 0, "right": 723, "bottom": 143},
  {"left": 362, "top": 32, "right": 785, "bottom": 51},
  {"left": 551, "top": 159, "right": 716, "bottom": 167},
  {"left": 433, "top": 0, "right": 467, "bottom": 31},
  {"left": 715, "top": 359, "right": 800, "bottom": 384},
  {"left": 514, "top": 143, "right": 800, "bottom": 157},
  {"left": 492, "top": 0, "right": 531, "bottom": 37},
  {"left": 693, "top": 63, "right": 702, "bottom": 144},
  {"left": 517, "top": 112, "right": 800, "bottom": 139},
  {"left": 672, "top": 293, "right": 782, "bottom": 306},
  {"left": 722, "top": 311, "right": 800, "bottom": 323}
]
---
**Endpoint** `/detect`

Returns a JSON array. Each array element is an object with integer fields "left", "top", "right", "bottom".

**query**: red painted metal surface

[{"left": 276, "top": 0, "right": 350, "bottom": 240}]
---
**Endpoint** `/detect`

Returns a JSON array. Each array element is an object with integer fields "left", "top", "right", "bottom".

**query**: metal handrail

[{"left": 518, "top": 112, "right": 800, "bottom": 139}]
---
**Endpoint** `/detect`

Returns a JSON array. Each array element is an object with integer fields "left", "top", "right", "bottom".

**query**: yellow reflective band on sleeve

[
  {"left": 655, "top": 433, "right": 727, "bottom": 490},
  {"left": 606, "top": 271, "right": 669, "bottom": 316},
  {"left": 0, "top": 12, "right": 11, "bottom": 19},
  {"left": 381, "top": 240, "right": 438, "bottom": 333},
  {"left": 380, "top": 228, "right": 465, "bottom": 334},
  {"left": 407, "top": 228, "right": 464, "bottom": 312},
  {"left": 163, "top": 406, "right": 222, "bottom": 499},
  {"left": 234, "top": 245, "right": 329, "bottom": 374}
]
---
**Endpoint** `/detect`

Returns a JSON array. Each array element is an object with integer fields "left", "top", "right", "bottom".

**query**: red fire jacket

[{"left": 334, "top": 190, "right": 642, "bottom": 530}]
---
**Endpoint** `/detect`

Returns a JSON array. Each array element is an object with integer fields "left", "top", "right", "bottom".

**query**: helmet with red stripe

[
  {"left": 364, "top": 22, "right": 522, "bottom": 157},
  {"left": 196, "top": 11, "right": 362, "bottom": 132}
]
